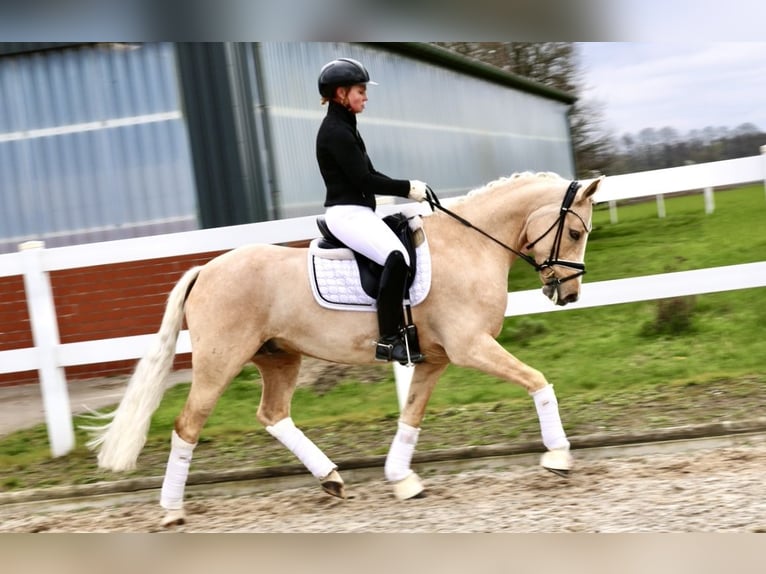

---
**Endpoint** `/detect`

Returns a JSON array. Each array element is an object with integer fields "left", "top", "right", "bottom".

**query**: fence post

[
  {"left": 19, "top": 241, "right": 74, "bottom": 457},
  {"left": 608, "top": 200, "right": 618, "bottom": 224},
  {"left": 393, "top": 363, "right": 414, "bottom": 412},
  {"left": 761, "top": 145, "right": 766, "bottom": 201},
  {"left": 704, "top": 187, "right": 715, "bottom": 214},
  {"left": 656, "top": 194, "right": 666, "bottom": 218}
]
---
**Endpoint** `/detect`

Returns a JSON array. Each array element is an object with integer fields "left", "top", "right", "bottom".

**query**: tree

[
  {"left": 432, "top": 42, "right": 614, "bottom": 178},
  {"left": 569, "top": 97, "right": 615, "bottom": 176},
  {"left": 433, "top": 42, "right": 577, "bottom": 91},
  {"left": 607, "top": 123, "right": 766, "bottom": 174},
  {"left": 432, "top": 43, "right": 766, "bottom": 175},
  {"left": 732, "top": 123, "right": 760, "bottom": 137}
]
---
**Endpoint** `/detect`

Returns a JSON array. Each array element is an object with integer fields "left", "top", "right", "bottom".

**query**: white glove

[{"left": 408, "top": 180, "right": 428, "bottom": 202}]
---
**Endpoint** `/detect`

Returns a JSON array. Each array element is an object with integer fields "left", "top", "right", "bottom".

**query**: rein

[{"left": 425, "top": 181, "right": 588, "bottom": 286}]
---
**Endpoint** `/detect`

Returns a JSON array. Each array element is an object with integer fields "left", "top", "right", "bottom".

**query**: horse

[{"left": 86, "top": 171, "right": 603, "bottom": 527}]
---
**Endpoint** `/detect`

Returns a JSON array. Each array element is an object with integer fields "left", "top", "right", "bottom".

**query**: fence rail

[{"left": 2, "top": 151, "right": 765, "bottom": 456}]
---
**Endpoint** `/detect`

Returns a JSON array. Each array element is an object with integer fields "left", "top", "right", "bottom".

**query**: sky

[{"left": 577, "top": 42, "right": 766, "bottom": 138}]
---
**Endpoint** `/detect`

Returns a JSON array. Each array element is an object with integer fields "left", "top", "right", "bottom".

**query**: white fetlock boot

[
  {"left": 385, "top": 421, "right": 425, "bottom": 500},
  {"left": 159, "top": 430, "right": 196, "bottom": 527},
  {"left": 531, "top": 384, "right": 573, "bottom": 477},
  {"left": 266, "top": 417, "right": 342, "bottom": 497}
]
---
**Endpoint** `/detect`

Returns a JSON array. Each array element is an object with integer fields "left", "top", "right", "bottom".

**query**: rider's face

[{"left": 340, "top": 84, "right": 368, "bottom": 114}]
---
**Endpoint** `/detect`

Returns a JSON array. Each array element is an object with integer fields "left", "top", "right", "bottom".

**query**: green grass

[
  {"left": 1, "top": 185, "right": 765, "bottom": 491},
  {"left": 475, "top": 184, "right": 766, "bottom": 395}
]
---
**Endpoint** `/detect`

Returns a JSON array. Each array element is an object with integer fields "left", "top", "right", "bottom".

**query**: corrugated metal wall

[
  {"left": 254, "top": 42, "right": 575, "bottom": 218},
  {"left": 0, "top": 42, "right": 575, "bottom": 251},
  {"left": 0, "top": 42, "right": 197, "bottom": 254}
]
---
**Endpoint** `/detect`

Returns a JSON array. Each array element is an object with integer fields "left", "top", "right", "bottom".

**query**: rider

[{"left": 316, "top": 57, "right": 427, "bottom": 364}]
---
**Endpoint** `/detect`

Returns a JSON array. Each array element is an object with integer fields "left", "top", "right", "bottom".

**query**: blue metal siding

[
  {"left": 255, "top": 42, "right": 574, "bottom": 218},
  {"left": 0, "top": 43, "right": 197, "bottom": 253},
  {"left": 0, "top": 42, "right": 575, "bottom": 250}
]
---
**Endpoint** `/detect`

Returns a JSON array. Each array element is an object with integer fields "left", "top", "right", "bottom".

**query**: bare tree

[
  {"left": 434, "top": 43, "right": 766, "bottom": 174},
  {"left": 434, "top": 42, "right": 577, "bottom": 91},
  {"left": 732, "top": 122, "right": 760, "bottom": 137}
]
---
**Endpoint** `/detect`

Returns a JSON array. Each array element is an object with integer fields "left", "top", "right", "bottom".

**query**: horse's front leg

[
  {"left": 385, "top": 361, "right": 448, "bottom": 500},
  {"left": 448, "top": 334, "right": 573, "bottom": 476}
]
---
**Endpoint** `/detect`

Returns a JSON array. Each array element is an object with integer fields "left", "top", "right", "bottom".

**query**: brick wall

[
  {"left": 0, "top": 275, "right": 34, "bottom": 386},
  {"left": 0, "top": 250, "right": 226, "bottom": 387}
]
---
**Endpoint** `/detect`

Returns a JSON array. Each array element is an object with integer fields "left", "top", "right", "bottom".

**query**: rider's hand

[{"left": 408, "top": 180, "right": 428, "bottom": 202}]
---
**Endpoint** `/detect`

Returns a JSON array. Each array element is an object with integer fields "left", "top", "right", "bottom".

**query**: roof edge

[{"left": 364, "top": 42, "right": 577, "bottom": 105}]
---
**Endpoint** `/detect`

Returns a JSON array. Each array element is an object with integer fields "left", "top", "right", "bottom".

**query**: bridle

[{"left": 425, "top": 180, "right": 591, "bottom": 288}]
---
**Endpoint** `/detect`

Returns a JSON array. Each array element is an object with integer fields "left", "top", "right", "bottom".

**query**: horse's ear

[{"left": 576, "top": 175, "right": 604, "bottom": 204}]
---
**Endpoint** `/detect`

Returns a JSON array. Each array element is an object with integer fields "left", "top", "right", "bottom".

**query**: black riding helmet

[{"left": 318, "top": 57, "right": 377, "bottom": 98}]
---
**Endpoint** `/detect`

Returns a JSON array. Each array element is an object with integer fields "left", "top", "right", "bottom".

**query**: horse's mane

[{"left": 457, "top": 171, "right": 565, "bottom": 203}]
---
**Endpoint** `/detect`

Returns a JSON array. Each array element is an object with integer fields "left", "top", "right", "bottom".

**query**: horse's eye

[{"left": 569, "top": 229, "right": 581, "bottom": 241}]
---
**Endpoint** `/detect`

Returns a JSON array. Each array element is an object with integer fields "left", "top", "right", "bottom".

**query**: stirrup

[
  {"left": 375, "top": 334, "right": 425, "bottom": 365},
  {"left": 375, "top": 336, "right": 402, "bottom": 362}
]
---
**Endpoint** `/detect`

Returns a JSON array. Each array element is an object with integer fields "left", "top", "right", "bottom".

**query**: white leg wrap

[
  {"left": 160, "top": 430, "right": 197, "bottom": 511},
  {"left": 531, "top": 384, "right": 570, "bottom": 451},
  {"left": 266, "top": 417, "right": 336, "bottom": 479},
  {"left": 385, "top": 421, "right": 420, "bottom": 482}
]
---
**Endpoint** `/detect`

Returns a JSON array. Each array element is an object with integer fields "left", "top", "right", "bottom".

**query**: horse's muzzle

[{"left": 542, "top": 282, "right": 579, "bottom": 306}]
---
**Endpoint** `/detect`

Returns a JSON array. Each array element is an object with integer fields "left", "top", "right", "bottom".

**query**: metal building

[{"left": 0, "top": 42, "right": 576, "bottom": 254}]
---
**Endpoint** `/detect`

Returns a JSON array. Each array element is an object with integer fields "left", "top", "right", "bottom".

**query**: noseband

[{"left": 425, "top": 180, "right": 590, "bottom": 288}]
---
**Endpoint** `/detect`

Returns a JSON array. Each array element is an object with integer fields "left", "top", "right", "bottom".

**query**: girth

[{"left": 315, "top": 213, "right": 418, "bottom": 299}]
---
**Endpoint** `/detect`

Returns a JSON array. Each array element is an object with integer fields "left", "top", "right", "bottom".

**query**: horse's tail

[{"left": 84, "top": 265, "right": 203, "bottom": 472}]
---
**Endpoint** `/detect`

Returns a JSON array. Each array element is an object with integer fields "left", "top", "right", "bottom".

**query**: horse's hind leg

[
  {"left": 254, "top": 352, "right": 345, "bottom": 499},
  {"left": 160, "top": 350, "right": 247, "bottom": 527}
]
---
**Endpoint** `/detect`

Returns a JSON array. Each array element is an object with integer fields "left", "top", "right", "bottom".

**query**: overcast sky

[{"left": 577, "top": 42, "right": 766, "bottom": 138}]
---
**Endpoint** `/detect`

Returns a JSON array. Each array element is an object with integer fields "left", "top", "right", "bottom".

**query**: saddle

[{"left": 315, "top": 213, "right": 420, "bottom": 299}]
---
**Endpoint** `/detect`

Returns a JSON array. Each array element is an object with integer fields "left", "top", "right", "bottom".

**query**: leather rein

[{"left": 424, "top": 181, "right": 589, "bottom": 287}]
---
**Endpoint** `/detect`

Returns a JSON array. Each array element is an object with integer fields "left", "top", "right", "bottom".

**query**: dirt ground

[
  {"left": 1, "top": 433, "right": 764, "bottom": 533},
  {"left": 2, "top": 361, "right": 765, "bottom": 533}
]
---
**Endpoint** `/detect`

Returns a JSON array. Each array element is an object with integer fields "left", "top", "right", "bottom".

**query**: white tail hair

[{"left": 85, "top": 266, "right": 204, "bottom": 471}]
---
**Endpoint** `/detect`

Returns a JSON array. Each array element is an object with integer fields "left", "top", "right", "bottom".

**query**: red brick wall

[
  {"left": 0, "top": 275, "right": 35, "bottom": 386},
  {"left": 0, "top": 275, "right": 32, "bottom": 349},
  {"left": 0, "top": 250, "right": 226, "bottom": 387}
]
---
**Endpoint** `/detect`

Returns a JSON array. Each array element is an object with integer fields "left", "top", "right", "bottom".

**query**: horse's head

[{"left": 523, "top": 176, "right": 602, "bottom": 306}]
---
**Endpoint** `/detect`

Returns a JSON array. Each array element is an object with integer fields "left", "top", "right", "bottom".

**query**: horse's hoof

[
  {"left": 545, "top": 467, "right": 570, "bottom": 478},
  {"left": 392, "top": 472, "right": 425, "bottom": 500},
  {"left": 541, "top": 448, "right": 573, "bottom": 478},
  {"left": 160, "top": 508, "right": 186, "bottom": 528},
  {"left": 320, "top": 469, "right": 346, "bottom": 499}
]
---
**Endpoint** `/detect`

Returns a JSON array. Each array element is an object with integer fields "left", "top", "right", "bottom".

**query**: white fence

[
  {"left": 600, "top": 151, "right": 766, "bottom": 222},
  {"left": 2, "top": 151, "right": 766, "bottom": 456}
]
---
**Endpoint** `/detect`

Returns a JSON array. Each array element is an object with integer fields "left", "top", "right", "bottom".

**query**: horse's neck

[{"left": 450, "top": 182, "right": 546, "bottom": 250}]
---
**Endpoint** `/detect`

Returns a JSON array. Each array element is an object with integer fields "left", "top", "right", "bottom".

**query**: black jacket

[{"left": 317, "top": 101, "right": 410, "bottom": 209}]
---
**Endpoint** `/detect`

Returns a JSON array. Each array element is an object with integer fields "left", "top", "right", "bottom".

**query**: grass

[{"left": 1, "top": 184, "right": 765, "bottom": 491}]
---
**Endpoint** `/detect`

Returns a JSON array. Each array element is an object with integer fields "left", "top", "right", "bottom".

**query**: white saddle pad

[{"left": 307, "top": 226, "right": 432, "bottom": 312}]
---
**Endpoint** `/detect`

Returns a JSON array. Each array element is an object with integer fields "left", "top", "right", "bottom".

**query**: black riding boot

[{"left": 374, "top": 251, "right": 425, "bottom": 365}]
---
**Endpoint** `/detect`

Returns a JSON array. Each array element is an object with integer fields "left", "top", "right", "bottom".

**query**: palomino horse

[{"left": 87, "top": 171, "right": 603, "bottom": 527}]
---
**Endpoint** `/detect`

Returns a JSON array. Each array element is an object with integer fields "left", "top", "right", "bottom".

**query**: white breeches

[{"left": 324, "top": 204, "right": 410, "bottom": 267}]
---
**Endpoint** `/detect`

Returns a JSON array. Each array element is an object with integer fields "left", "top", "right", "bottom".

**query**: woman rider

[{"left": 316, "top": 57, "right": 427, "bottom": 364}]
